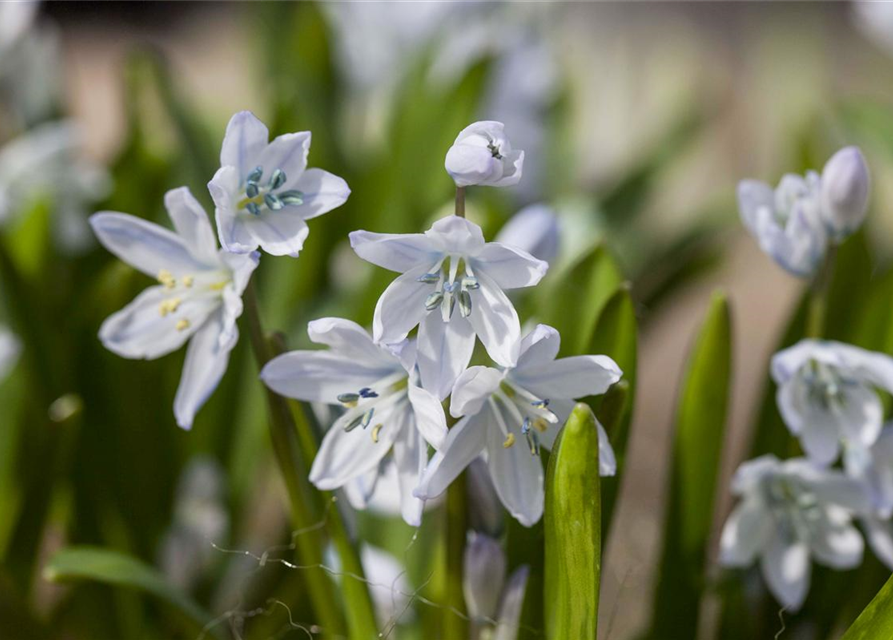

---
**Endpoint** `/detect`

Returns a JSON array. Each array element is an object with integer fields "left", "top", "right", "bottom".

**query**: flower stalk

[
  {"left": 445, "top": 468, "right": 469, "bottom": 639},
  {"left": 806, "top": 246, "right": 836, "bottom": 339},
  {"left": 455, "top": 186, "right": 466, "bottom": 218}
]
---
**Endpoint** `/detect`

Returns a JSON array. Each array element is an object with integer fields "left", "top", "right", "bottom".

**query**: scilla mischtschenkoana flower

[
  {"left": 771, "top": 339, "right": 893, "bottom": 465},
  {"left": 445, "top": 120, "right": 524, "bottom": 188},
  {"left": 349, "top": 215, "right": 548, "bottom": 400},
  {"left": 415, "top": 324, "right": 621, "bottom": 526},
  {"left": 463, "top": 531, "right": 529, "bottom": 638},
  {"left": 91, "top": 187, "right": 259, "bottom": 429},
  {"left": 719, "top": 455, "right": 885, "bottom": 611},
  {"left": 260, "top": 317, "right": 447, "bottom": 526},
  {"left": 737, "top": 146, "right": 869, "bottom": 278},
  {"left": 208, "top": 110, "right": 350, "bottom": 257}
]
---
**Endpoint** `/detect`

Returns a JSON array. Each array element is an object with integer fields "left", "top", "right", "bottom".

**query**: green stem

[
  {"left": 805, "top": 246, "right": 836, "bottom": 339},
  {"left": 243, "top": 281, "right": 379, "bottom": 639},
  {"left": 445, "top": 471, "right": 469, "bottom": 640},
  {"left": 455, "top": 186, "right": 466, "bottom": 218}
]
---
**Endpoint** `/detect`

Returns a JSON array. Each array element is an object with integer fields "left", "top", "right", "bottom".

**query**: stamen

[
  {"left": 278, "top": 190, "right": 304, "bottom": 206},
  {"left": 246, "top": 202, "right": 261, "bottom": 216},
  {"left": 176, "top": 319, "right": 190, "bottom": 332},
  {"left": 337, "top": 392, "right": 360, "bottom": 408},
  {"left": 247, "top": 166, "right": 263, "bottom": 185},
  {"left": 359, "top": 387, "right": 378, "bottom": 399},
  {"left": 360, "top": 408, "right": 374, "bottom": 429},
  {"left": 531, "top": 398, "right": 550, "bottom": 408},
  {"left": 182, "top": 276, "right": 194, "bottom": 288},
  {"left": 417, "top": 272, "right": 441, "bottom": 284},
  {"left": 159, "top": 297, "right": 182, "bottom": 317},
  {"left": 245, "top": 183, "right": 259, "bottom": 198},
  {"left": 441, "top": 294, "right": 456, "bottom": 321},
  {"left": 269, "top": 169, "right": 287, "bottom": 190},
  {"left": 425, "top": 291, "right": 444, "bottom": 311},
  {"left": 459, "top": 291, "right": 472, "bottom": 318},
  {"left": 533, "top": 418, "right": 549, "bottom": 433},
  {"left": 525, "top": 429, "right": 540, "bottom": 456},
  {"left": 461, "top": 276, "right": 479, "bottom": 290},
  {"left": 371, "top": 424, "right": 383, "bottom": 443},
  {"left": 503, "top": 433, "right": 516, "bottom": 448},
  {"left": 521, "top": 417, "right": 531, "bottom": 434},
  {"left": 157, "top": 269, "right": 176, "bottom": 289},
  {"left": 264, "top": 193, "right": 284, "bottom": 211}
]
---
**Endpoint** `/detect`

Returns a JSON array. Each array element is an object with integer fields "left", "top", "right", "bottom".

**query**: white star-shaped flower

[
  {"left": 415, "top": 324, "right": 620, "bottom": 526},
  {"left": 350, "top": 215, "right": 548, "bottom": 399},
  {"left": 445, "top": 121, "right": 524, "bottom": 188},
  {"left": 208, "top": 111, "right": 350, "bottom": 257},
  {"left": 260, "top": 318, "right": 447, "bottom": 526},
  {"left": 91, "top": 187, "right": 259, "bottom": 429}
]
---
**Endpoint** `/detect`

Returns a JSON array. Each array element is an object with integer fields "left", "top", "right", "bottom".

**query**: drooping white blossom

[
  {"left": 720, "top": 455, "right": 872, "bottom": 611},
  {"left": 350, "top": 215, "right": 548, "bottom": 399},
  {"left": 0, "top": 326, "right": 20, "bottom": 382},
  {"left": 415, "top": 324, "right": 620, "bottom": 526},
  {"left": 495, "top": 204, "right": 559, "bottom": 266},
  {"left": 445, "top": 121, "right": 524, "bottom": 188},
  {"left": 462, "top": 531, "right": 529, "bottom": 640},
  {"left": 91, "top": 187, "right": 259, "bottom": 429},
  {"left": 208, "top": 111, "right": 350, "bottom": 258},
  {"left": 260, "top": 318, "right": 447, "bottom": 526},
  {"left": 772, "top": 339, "right": 893, "bottom": 465}
]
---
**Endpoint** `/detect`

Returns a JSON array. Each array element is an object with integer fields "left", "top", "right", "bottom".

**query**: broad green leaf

[
  {"left": 545, "top": 403, "right": 602, "bottom": 640},
  {"left": 538, "top": 243, "right": 623, "bottom": 357},
  {"left": 647, "top": 291, "right": 732, "bottom": 639},
  {"left": 44, "top": 547, "right": 224, "bottom": 639},
  {"left": 841, "top": 571, "right": 893, "bottom": 640}
]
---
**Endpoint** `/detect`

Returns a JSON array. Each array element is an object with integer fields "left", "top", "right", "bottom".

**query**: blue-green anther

[
  {"left": 461, "top": 276, "right": 480, "bottom": 290},
  {"left": 247, "top": 166, "right": 263, "bottom": 184},
  {"left": 337, "top": 392, "right": 360, "bottom": 406},
  {"left": 264, "top": 193, "right": 283, "bottom": 211},
  {"left": 525, "top": 428, "right": 540, "bottom": 456},
  {"left": 269, "top": 168, "right": 287, "bottom": 190},
  {"left": 417, "top": 272, "right": 440, "bottom": 284},
  {"left": 360, "top": 408, "right": 375, "bottom": 429},
  {"left": 246, "top": 202, "right": 261, "bottom": 216},
  {"left": 344, "top": 413, "right": 365, "bottom": 432},
  {"left": 245, "top": 183, "right": 259, "bottom": 198},
  {"left": 459, "top": 290, "right": 472, "bottom": 318},
  {"left": 278, "top": 190, "right": 304, "bottom": 206},
  {"left": 425, "top": 291, "right": 444, "bottom": 310}
]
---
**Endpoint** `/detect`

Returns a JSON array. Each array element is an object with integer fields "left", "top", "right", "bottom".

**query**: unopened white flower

[
  {"left": 495, "top": 204, "right": 559, "bottom": 266},
  {"left": 350, "top": 215, "right": 548, "bottom": 399},
  {"left": 844, "top": 426, "right": 893, "bottom": 518},
  {"left": 445, "top": 121, "right": 524, "bottom": 188},
  {"left": 772, "top": 340, "right": 893, "bottom": 465},
  {"left": 0, "top": 327, "right": 20, "bottom": 382},
  {"left": 91, "top": 187, "right": 259, "bottom": 430},
  {"left": 737, "top": 171, "right": 827, "bottom": 277},
  {"left": 720, "top": 455, "right": 871, "bottom": 611},
  {"left": 208, "top": 111, "right": 350, "bottom": 257},
  {"left": 820, "top": 146, "right": 870, "bottom": 241},
  {"left": 260, "top": 318, "right": 447, "bottom": 526},
  {"left": 415, "top": 324, "right": 620, "bottom": 526},
  {"left": 464, "top": 532, "right": 506, "bottom": 622}
]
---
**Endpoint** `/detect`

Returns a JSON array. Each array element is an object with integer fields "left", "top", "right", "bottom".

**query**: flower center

[
  {"left": 764, "top": 476, "right": 823, "bottom": 543},
  {"left": 487, "top": 139, "right": 504, "bottom": 160},
  {"left": 417, "top": 255, "right": 479, "bottom": 322},
  {"left": 155, "top": 269, "right": 230, "bottom": 333},
  {"left": 491, "top": 380, "right": 559, "bottom": 456},
  {"left": 336, "top": 373, "right": 408, "bottom": 443},
  {"left": 236, "top": 166, "right": 304, "bottom": 216},
  {"left": 802, "top": 360, "right": 856, "bottom": 411}
]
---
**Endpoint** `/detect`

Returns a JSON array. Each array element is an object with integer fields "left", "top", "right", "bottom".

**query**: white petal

[
  {"left": 407, "top": 381, "right": 448, "bottom": 450},
  {"left": 173, "top": 308, "right": 236, "bottom": 430},
  {"left": 486, "top": 412, "right": 544, "bottom": 527},
  {"left": 837, "top": 384, "right": 884, "bottom": 448},
  {"left": 798, "top": 403, "right": 843, "bottom": 465},
  {"left": 373, "top": 264, "right": 431, "bottom": 344},
  {"left": 307, "top": 317, "right": 398, "bottom": 369},
  {"left": 810, "top": 507, "right": 863, "bottom": 569},
  {"left": 474, "top": 242, "right": 548, "bottom": 290},
  {"left": 415, "top": 412, "right": 487, "bottom": 500},
  {"left": 309, "top": 404, "right": 403, "bottom": 490},
  {"left": 730, "top": 455, "right": 781, "bottom": 495},
  {"left": 760, "top": 533, "right": 811, "bottom": 612},
  {"left": 467, "top": 270, "right": 521, "bottom": 367},
  {"left": 493, "top": 566, "right": 530, "bottom": 640},
  {"left": 835, "top": 342, "right": 893, "bottom": 395},
  {"left": 392, "top": 424, "right": 426, "bottom": 526},
  {"left": 288, "top": 168, "right": 351, "bottom": 221},
  {"left": 512, "top": 354, "right": 621, "bottom": 402},
  {"left": 597, "top": 419, "right": 617, "bottom": 477},
  {"left": 719, "top": 498, "right": 772, "bottom": 567},
  {"left": 776, "top": 378, "right": 806, "bottom": 435},
  {"left": 490, "top": 150, "right": 524, "bottom": 188},
  {"left": 417, "top": 312, "right": 476, "bottom": 401},
  {"left": 238, "top": 210, "right": 311, "bottom": 258},
  {"left": 343, "top": 464, "right": 383, "bottom": 511},
  {"left": 260, "top": 351, "right": 395, "bottom": 404},
  {"left": 219, "top": 111, "right": 269, "bottom": 178},
  {"left": 425, "top": 215, "right": 486, "bottom": 254},
  {"left": 495, "top": 204, "right": 560, "bottom": 265},
  {"left": 163, "top": 187, "right": 219, "bottom": 266},
  {"left": 450, "top": 366, "right": 503, "bottom": 419},
  {"left": 98, "top": 286, "right": 213, "bottom": 360},
  {"left": 219, "top": 250, "right": 260, "bottom": 297},
  {"left": 862, "top": 516, "right": 893, "bottom": 570},
  {"left": 771, "top": 340, "right": 820, "bottom": 384},
  {"left": 804, "top": 470, "right": 873, "bottom": 514},
  {"left": 463, "top": 532, "right": 506, "bottom": 620},
  {"left": 445, "top": 144, "right": 503, "bottom": 187},
  {"left": 515, "top": 324, "right": 560, "bottom": 372},
  {"left": 737, "top": 179, "right": 774, "bottom": 235},
  {"left": 349, "top": 229, "right": 437, "bottom": 273},
  {"left": 256, "top": 131, "right": 311, "bottom": 187},
  {"left": 90, "top": 212, "right": 210, "bottom": 278},
  {"left": 209, "top": 166, "right": 256, "bottom": 255}
]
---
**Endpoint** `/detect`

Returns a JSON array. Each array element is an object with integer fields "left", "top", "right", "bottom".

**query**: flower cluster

[
  {"left": 723, "top": 155, "right": 893, "bottom": 611},
  {"left": 93, "top": 113, "right": 621, "bottom": 529}
]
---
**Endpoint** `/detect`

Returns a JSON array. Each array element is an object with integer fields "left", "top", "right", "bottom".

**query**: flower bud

[
  {"left": 463, "top": 532, "right": 506, "bottom": 621},
  {"left": 495, "top": 204, "right": 560, "bottom": 265},
  {"left": 445, "top": 121, "right": 524, "bottom": 188},
  {"left": 820, "top": 146, "right": 870, "bottom": 241}
]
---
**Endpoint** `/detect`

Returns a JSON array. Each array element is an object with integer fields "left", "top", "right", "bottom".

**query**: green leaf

[
  {"left": 44, "top": 547, "right": 224, "bottom": 639},
  {"left": 545, "top": 403, "right": 602, "bottom": 640},
  {"left": 538, "top": 243, "right": 623, "bottom": 357},
  {"left": 647, "top": 291, "right": 732, "bottom": 639},
  {"left": 841, "top": 572, "right": 893, "bottom": 640}
]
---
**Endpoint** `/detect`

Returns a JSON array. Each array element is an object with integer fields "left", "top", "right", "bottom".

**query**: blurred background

[{"left": 4, "top": 1, "right": 893, "bottom": 638}]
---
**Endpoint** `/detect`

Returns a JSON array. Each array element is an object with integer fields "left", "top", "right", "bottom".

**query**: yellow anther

[
  {"left": 342, "top": 399, "right": 358, "bottom": 408},
  {"left": 209, "top": 281, "right": 228, "bottom": 291},
  {"left": 533, "top": 418, "right": 549, "bottom": 433},
  {"left": 503, "top": 433, "right": 516, "bottom": 448},
  {"left": 371, "top": 424, "right": 383, "bottom": 443},
  {"left": 176, "top": 319, "right": 191, "bottom": 332},
  {"left": 157, "top": 269, "right": 176, "bottom": 289},
  {"left": 158, "top": 297, "right": 183, "bottom": 317},
  {"left": 182, "top": 275, "right": 194, "bottom": 288}
]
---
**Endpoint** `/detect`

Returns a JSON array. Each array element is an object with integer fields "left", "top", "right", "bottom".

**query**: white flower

[
  {"left": 772, "top": 340, "right": 893, "bottom": 465},
  {"left": 820, "top": 146, "right": 870, "bottom": 241},
  {"left": 737, "top": 171, "right": 827, "bottom": 277},
  {"left": 208, "top": 111, "right": 350, "bottom": 258},
  {"left": 462, "top": 532, "right": 529, "bottom": 639},
  {"left": 415, "top": 324, "right": 620, "bottom": 526},
  {"left": 260, "top": 318, "right": 447, "bottom": 526},
  {"left": 719, "top": 455, "right": 871, "bottom": 611},
  {"left": 844, "top": 425, "right": 893, "bottom": 518},
  {"left": 0, "top": 326, "right": 20, "bottom": 382},
  {"left": 90, "top": 187, "right": 259, "bottom": 430},
  {"left": 445, "top": 121, "right": 524, "bottom": 188},
  {"left": 495, "top": 204, "right": 559, "bottom": 266},
  {"left": 350, "top": 215, "right": 547, "bottom": 399}
]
